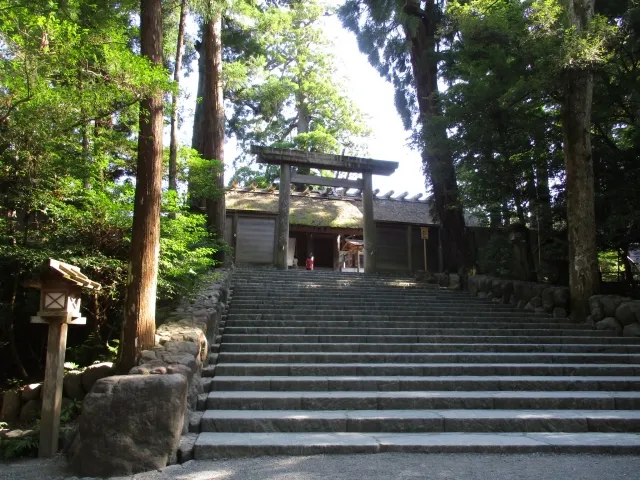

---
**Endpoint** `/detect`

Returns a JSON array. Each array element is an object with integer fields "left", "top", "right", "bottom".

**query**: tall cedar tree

[
  {"left": 341, "top": 0, "right": 471, "bottom": 272},
  {"left": 403, "top": 0, "right": 471, "bottom": 272},
  {"left": 192, "top": 6, "right": 225, "bottom": 243},
  {"left": 119, "top": 0, "right": 164, "bottom": 372},
  {"left": 169, "top": 0, "right": 188, "bottom": 194},
  {"left": 562, "top": 0, "right": 600, "bottom": 320}
]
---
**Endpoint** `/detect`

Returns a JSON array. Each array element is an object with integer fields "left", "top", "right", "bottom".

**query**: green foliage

[
  {"left": 226, "top": 0, "right": 371, "bottom": 168},
  {"left": 158, "top": 207, "right": 219, "bottom": 301},
  {"left": 0, "top": 0, "right": 227, "bottom": 383},
  {"left": 477, "top": 234, "right": 514, "bottom": 278},
  {"left": 60, "top": 399, "right": 83, "bottom": 423},
  {"left": 0, "top": 432, "right": 39, "bottom": 461}
]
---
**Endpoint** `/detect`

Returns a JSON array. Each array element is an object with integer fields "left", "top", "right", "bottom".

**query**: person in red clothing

[{"left": 305, "top": 253, "right": 314, "bottom": 270}]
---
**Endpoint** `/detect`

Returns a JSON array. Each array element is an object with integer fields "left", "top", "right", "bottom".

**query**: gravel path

[{"left": 2, "top": 453, "right": 640, "bottom": 480}]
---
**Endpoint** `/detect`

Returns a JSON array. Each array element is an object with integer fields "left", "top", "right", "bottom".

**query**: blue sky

[{"left": 179, "top": 2, "right": 427, "bottom": 198}]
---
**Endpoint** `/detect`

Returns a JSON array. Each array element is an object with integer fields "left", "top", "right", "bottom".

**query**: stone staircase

[{"left": 192, "top": 269, "right": 640, "bottom": 458}]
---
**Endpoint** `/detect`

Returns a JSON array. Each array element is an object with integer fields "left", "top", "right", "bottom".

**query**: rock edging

[
  {"left": 464, "top": 275, "right": 570, "bottom": 319},
  {"left": 69, "top": 268, "right": 233, "bottom": 476}
]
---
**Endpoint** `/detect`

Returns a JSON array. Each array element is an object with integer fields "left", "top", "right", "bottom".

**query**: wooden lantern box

[{"left": 31, "top": 259, "right": 100, "bottom": 326}]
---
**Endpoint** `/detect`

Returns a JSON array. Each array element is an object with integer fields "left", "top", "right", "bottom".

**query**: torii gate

[{"left": 251, "top": 146, "right": 399, "bottom": 273}]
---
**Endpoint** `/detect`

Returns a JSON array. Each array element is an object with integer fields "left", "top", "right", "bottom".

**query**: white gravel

[{"left": 2, "top": 453, "right": 640, "bottom": 480}]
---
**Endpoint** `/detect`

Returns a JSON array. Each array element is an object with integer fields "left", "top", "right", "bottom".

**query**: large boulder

[
  {"left": 63, "top": 371, "right": 85, "bottom": 400},
  {"left": 596, "top": 317, "right": 623, "bottom": 335},
  {"left": 589, "top": 296, "right": 605, "bottom": 322},
  {"left": 448, "top": 274, "right": 461, "bottom": 290},
  {"left": 623, "top": 323, "right": 640, "bottom": 338},
  {"left": 468, "top": 276, "right": 480, "bottom": 296},
  {"left": 530, "top": 296, "right": 543, "bottom": 308},
  {"left": 490, "top": 279, "right": 503, "bottom": 298},
  {"left": 501, "top": 282, "right": 514, "bottom": 305},
  {"left": 616, "top": 301, "right": 640, "bottom": 327},
  {"left": 602, "top": 296, "right": 630, "bottom": 318},
  {"left": 20, "top": 383, "right": 41, "bottom": 402},
  {"left": 19, "top": 399, "right": 41, "bottom": 422},
  {"left": 0, "top": 390, "right": 21, "bottom": 421},
  {"left": 70, "top": 374, "right": 188, "bottom": 477},
  {"left": 541, "top": 288, "right": 555, "bottom": 312},
  {"left": 553, "top": 288, "right": 570, "bottom": 310},
  {"left": 552, "top": 307, "right": 567, "bottom": 319},
  {"left": 478, "top": 276, "right": 491, "bottom": 294},
  {"left": 81, "top": 362, "right": 114, "bottom": 393}
]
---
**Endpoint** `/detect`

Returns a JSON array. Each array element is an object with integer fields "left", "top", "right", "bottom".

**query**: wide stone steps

[
  {"left": 193, "top": 270, "right": 640, "bottom": 458},
  {"left": 227, "top": 311, "right": 553, "bottom": 319},
  {"left": 222, "top": 334, "right": 634, "bottom": 344},
  {"left": 224, "top": 320, "right": 583, "bottom": 329},
  {"left": 205, "top": 391, "right": 640, "bottom": 410},
  {"left": 229, "top": 300, "right": 511, "bottom": 307},
  {"left": 216, "top": 352, "right": 640, "bottom": 365},
  {"left": 219, "top": 342, "right": 640, "bottom": 354},
  {"left": 199, "top": 409, "right": 640, "bottom": 433},
  {"left": 193, "top": 432, "right": 640, "bottom": 457},
  {"left": 210, "top": 376, "right": 640, "bottom": 392},
  {"left": 221, "top": 326, "right": 612, "bottom": 337},
  {"left": 228, "top": 303, "right": 543, "bottom": 311},
  {"left": 214, "top": 363, "right": 638, "bottom": 376}
]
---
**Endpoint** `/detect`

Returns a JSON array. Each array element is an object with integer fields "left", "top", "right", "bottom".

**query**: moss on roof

[{"left": 225, "top": 190, "right": 437, "bottom": 228}]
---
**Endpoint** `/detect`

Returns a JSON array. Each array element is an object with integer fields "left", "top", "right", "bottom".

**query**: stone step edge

[
  {"left": 197, "top": 409, "right": 640, "bottom": 433},
  {"left": 193, "top": 432, "right": 640, "bottom": 458}
]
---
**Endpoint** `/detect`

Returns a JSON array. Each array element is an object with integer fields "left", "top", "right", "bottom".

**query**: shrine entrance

[{"left": 251, "top": 146, "right": 399, "bottom": 273}]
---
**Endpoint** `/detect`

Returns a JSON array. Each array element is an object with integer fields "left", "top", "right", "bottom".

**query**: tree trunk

[
  {"left": 189, "top": 36, "right": 206, "bottom": 208},
  {"left": 201, "top": 13, "right": 226, "bottom": 244},
  {"left": 118, "top": 0, "right": 163, "bottom": 373},
  {"left": 403, "top": 0, "right": 471, "bottom": 273},
  {"left": 169, "top": 0, "right": 187, "bottom": 196},
  {"left": 295, "top": 90, "right": 312, "bottom": 180},
  {"left": 562, "top": 0, "right": 600, "bottom": 322}
]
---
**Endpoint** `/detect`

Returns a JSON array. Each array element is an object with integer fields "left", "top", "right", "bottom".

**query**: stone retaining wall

[
  {"left": 457, "top": 274, "right": 640, "bottom": 338},
  {"left": 589, "top": 295, "right": 640, "bottom": 337},
  {"left": 0, "top": 362, "right": 114, "bottom": 424},
  {"left": 465, "top": 275, "right": 570, "bottom": 319},
  {"left": 129, "top": 268, "right": 232, "bottom": 436}
]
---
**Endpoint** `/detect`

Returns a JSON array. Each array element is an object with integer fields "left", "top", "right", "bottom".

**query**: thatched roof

[{"left": 226, "top": 189, "right": 437, "bottom": 228}]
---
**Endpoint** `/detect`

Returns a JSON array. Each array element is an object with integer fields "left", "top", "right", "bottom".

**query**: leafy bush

[{"left": 477, "top": 234, "right": 514, "bottom": 278}]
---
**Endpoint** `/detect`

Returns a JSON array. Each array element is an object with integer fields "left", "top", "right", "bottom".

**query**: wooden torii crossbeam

[{"left": 251, "top": 146, "right": 399, "bottom": 273}]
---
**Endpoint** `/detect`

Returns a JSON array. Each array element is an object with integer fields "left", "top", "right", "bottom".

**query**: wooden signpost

[
  {"left": 30, "top": 259, "right": 101, "bottom": 458},
  {"left": 420, "top": 227, "right": 429, "bottom": 272}
]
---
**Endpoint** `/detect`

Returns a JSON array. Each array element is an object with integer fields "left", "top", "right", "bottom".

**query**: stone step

[
  {"left": 214, "top": 363, "right": 639, "bottom": 377},
  {"left": 199, "top": 409, "right": 640, "bottom": 433},
  {"left": 210, "top": 375, "right": 640, "bottom": 392},
  {"left": 205, "top": 390, "right": 640, "bottom": 410},
  {"left": 221, "top": 334, "right": 633, "bottom": 345},
  {"left": 230, "top": 291, "right": 451, "bottom": 298},
  {"left": 228, "top": 304, "right": 529, "bottom": 312},
  {"left": 226, "top": 312, "right": 555, "bottom": 320},
  {"left": 219, "top": 342, "right": 640, "bottom": 354},
  {"left": 193, "top": 431, "right": 640, "bottom": 458},
  {"left": 221, "top": 326, "right": 605, "bottom": 337},
  {"left": 216, "top": 352, "right": 640, "bottom": 365},
  {"left": 224, "top": 320, "right": 581, "bottom": 330}
]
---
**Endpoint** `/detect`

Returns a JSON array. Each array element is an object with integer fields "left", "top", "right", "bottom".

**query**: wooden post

[
  {"left": 356, "top": 249, "right": 360, "bottom": 273},
  {"left": 39, "top": 317, "right": 68, "bottom": 457},
  {"left": 407, "top": 225, "right": 413, "bottom": 272},
  {"left": 362, "top": 171, "right": 376, "bottom": 273},
  {"left": 424, "top": 239, "right": 428, "bottom": 272},
  {"left": 438, "top": 227, "right": 444, "bottom": 273},
  {"left": 231, "top": 212, "right": 238, "bottom": 264},
  {"left": 276, "top": 163, "right": 291, "bottom": 269},
  {"left": 334, "top": 235, "right": 340, "bottom": 271},
  {"left": 29, "top": 258, "right": 100, "bottom": 458}
]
